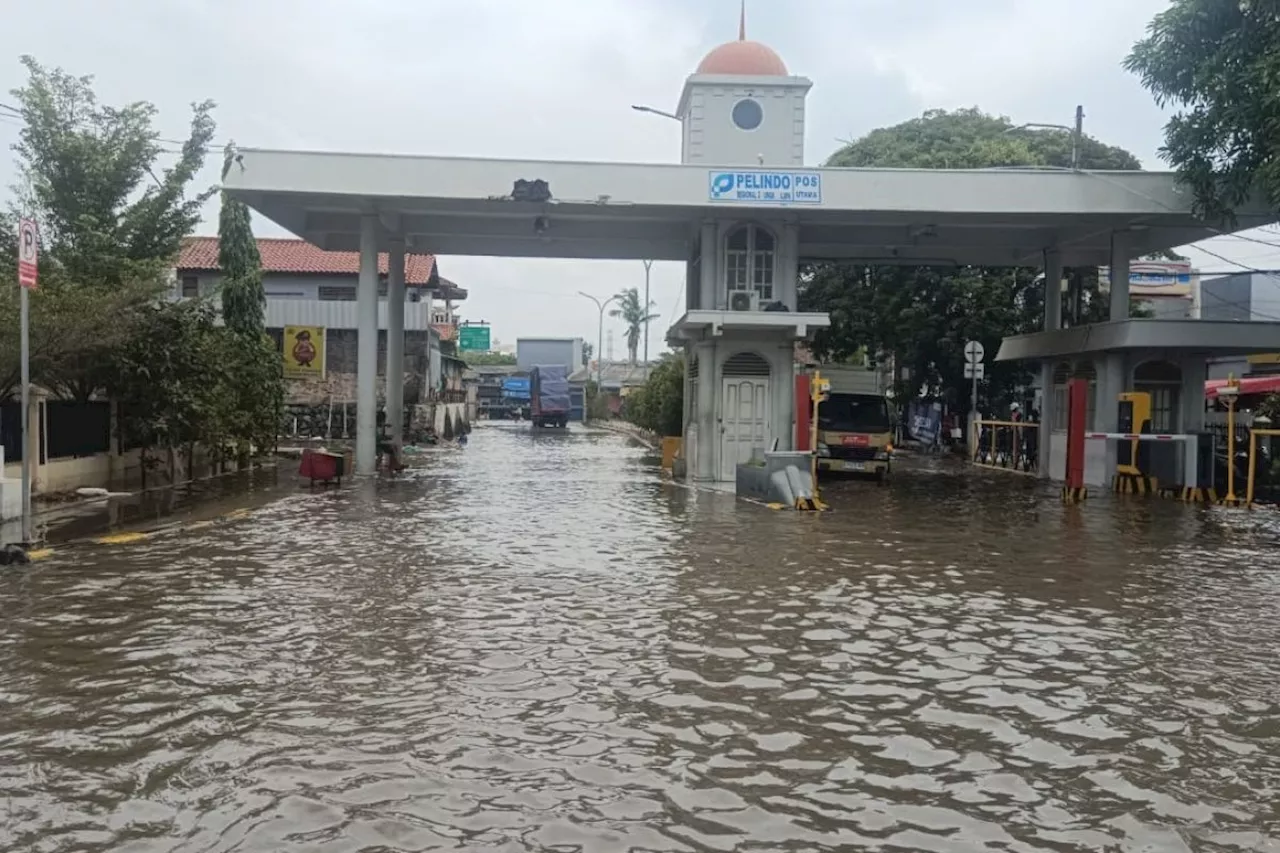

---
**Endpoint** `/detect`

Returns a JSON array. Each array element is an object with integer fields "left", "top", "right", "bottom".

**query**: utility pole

[
  {"left": 1072, "top": 105, "right": 1084, "bottom": 169},
  {"left": 1003, "top": 105, "right": 1085, "bottom": 169},
  {"left": 642, "top": 259, "right": 653, "bottom": 367},
  {"left": 579, "top": 291, "right": 620, "bottom": 390}
]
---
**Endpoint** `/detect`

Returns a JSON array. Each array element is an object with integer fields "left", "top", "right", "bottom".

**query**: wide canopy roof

[{"left": 223, "top": 148, "right": 1275, "bottom": 267}]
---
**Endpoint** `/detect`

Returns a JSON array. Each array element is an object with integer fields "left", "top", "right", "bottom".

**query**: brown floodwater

[{"left": 2, "top": 423, "right": 1279, "bottom": 852}]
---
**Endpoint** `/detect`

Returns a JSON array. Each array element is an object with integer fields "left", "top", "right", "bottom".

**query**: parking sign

[{"left": 18, "top": 218, "right": 38, "bottom": 289}]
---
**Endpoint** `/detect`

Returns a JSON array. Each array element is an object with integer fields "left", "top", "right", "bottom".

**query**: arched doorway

[
  {"left": 1133, "top": 360, "right": 1183, "bottom": 432},
  {"left": 720, "top": 351, "right": 771, "bottom": 480}
]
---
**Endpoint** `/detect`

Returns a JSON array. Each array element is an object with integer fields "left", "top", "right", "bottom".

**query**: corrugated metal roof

[{"left": 264, "top": 299, "right": 436, "bottom": 332}]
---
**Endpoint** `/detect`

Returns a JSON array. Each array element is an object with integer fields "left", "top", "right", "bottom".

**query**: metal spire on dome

[{"left": 739, "top": 0, "right": 746, "bottom": 40}]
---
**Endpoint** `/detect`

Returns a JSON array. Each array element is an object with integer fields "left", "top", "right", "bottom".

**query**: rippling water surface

[{"left": 3, "top": 424, "right": 1280, "bottom": 852}]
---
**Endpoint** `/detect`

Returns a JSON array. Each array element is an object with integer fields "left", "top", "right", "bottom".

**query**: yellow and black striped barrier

[
  {"left": 1061, "top": 486, "right": 1088, "bottom": 504},
  {"left": 1113, "top": 473, "right": 1158, "bottom": 495}
]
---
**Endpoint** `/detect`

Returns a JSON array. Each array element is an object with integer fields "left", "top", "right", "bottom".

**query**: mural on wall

[{"left": 283, "top": 325, "right": 326, "bottom": 380}]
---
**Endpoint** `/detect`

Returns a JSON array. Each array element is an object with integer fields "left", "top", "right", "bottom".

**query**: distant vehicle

[
  {"left": 813, "top": 365, "right": 893, "bottom": 481},
  {"left": 529, "top": 364, "right": 571, "bottom": 428}
]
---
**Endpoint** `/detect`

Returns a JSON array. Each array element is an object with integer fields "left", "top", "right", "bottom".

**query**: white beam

[{"left": 356, "top": 213, "right": 379, "bottom": 476}]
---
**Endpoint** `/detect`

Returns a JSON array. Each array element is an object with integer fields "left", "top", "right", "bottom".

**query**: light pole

[
  {"left": 580, "top": 291, "right": 620, "bottom": 391},
  {"left": 1004, "top": 105, "right": 1085, "bottom": 168},
  {"left": 642, "top": 259, "right": 653, "bottom": 367},
  {"left": 631, "top": 104, "right": 680, "bottom": 121}
]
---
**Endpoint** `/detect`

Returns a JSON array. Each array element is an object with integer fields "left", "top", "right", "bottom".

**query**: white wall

[{"left": 681, "top": 79, "right": 809, "bottom": 166}]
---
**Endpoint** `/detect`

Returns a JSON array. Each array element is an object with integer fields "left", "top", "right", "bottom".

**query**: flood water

[{"left": 3, "top": 424, "right": 1280, "bottom": 852}]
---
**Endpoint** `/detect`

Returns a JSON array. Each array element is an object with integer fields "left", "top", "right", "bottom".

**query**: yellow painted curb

[
  {"left": 94, "top": 531, "right": 152, "bottom": 545},
  {"left": 26, "top": 548, "right": 54, "bottom": 561}
]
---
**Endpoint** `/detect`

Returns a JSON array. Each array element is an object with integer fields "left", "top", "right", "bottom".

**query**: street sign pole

[
  {"left": 16, "top": 218, "right": 39, "bottom": 546},
  {"left": 963, "top": 340, "right": 985, "bottom": 458},
  {"left": 19, "top": 284, "right": 30, "bottom": 545}
]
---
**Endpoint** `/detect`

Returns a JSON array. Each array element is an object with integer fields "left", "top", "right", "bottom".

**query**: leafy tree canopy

[
  {"left": 806, "top": 108, "right": 1149, "bottom": 410},
  {"left": 827, "top": 107, "right": 1141, "bottom": 171},
  {"left": 625, "top": 353, "right": 683, "bottom": 437},
  {"left": 9, "top": 55, "right": 216, "bottom": 290},
  {"left": 1125, "top": 1, "right": 1280, "bottom": 221},
  {"left": 218, "top": 143, "right": 266, "bottom": 336},
  {"left": 463, "top": 351, "right": 517, "bottom": 366},
  {"left": 1, "top": 56, "right": 216, "bottom": 402},
  {"left": 610, "top": 287, "right": 659, "bottom": 365}
]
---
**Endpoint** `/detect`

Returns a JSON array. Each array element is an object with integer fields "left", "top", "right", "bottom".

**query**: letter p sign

[{"left": 18, "top": 218, "right": 38, "bottom": 290}]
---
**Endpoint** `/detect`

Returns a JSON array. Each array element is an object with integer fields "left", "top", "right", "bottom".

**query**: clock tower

[{"left": 677, "top": 4, "right": 812, "bottom": 167}]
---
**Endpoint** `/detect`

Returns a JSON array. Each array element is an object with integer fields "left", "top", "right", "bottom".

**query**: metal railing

[
  {"left": 1245, "top": 429, "right": 1280, "bottom": 505},
  {"left": 971, "top": 419, "right": 1039, "bottom": 473}
]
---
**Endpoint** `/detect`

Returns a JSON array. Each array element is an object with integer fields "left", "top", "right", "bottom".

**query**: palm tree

[{"left": 609, "top": 287, "right": 659, "bottom": 365}]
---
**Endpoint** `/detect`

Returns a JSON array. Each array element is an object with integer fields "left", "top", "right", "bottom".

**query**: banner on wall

[
  {"left": 1099, "top": 261, "right": 1195, "bottom": 298},
  {"left": 907, "top": 401, "right": 942, "bottom": 445},
  {"left": 282, "top": 325, "right": 326, "bottom": 380}
]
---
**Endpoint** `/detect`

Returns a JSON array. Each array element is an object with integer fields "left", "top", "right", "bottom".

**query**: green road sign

[{"left": 458, "top": 324, "right": 491, "bottom": 352}]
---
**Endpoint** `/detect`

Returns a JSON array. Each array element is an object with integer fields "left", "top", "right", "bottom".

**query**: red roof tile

[{"left": 178, "top": 236, "right": 439, "bottom": 286}]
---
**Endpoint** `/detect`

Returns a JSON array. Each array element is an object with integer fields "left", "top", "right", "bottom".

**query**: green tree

[
  {"left": 463, "top": 351, "right": 517, "bottom": 366},
  {"left": 217, "top": 144, "right": 265, "bottom": 334},
  {"left": 1125, "top": 2, "right": 1280, "bottom": 221},
  {"left": 2, "top": 56, "right": 216, "bottom": 400},
  {"left": 828, "top": 107, "right": 1140, "bottom": 171},
  {"left": 804, "top": 108, "right": 1151, "bottom": 410},
  {"left": 609, "top": 287, "right": 658, "bottom": 365},
  {"left": 624, "top": 353, "right": 683, "bottom": 437},
  {"left": 216, "top": 143, "right": 281, "bottom": 462},
  {"left": 10, "top": 55, "right": 216, "bottom": 290},
  {"left": 109, "top": 300, "right": 237, "bottom": 479}
]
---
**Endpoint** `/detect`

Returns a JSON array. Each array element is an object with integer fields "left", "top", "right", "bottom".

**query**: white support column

[
  {"left": 1039, "top": 248, "right": 1063, "bottom": 477},
  {"left": 774, "top": 342, "right": 795, "bottom": 450},
  {"left": 778, "top": 223, "right": 800, "bottom": 310},
  {"left": 699, "top": 221, "right": 718, "bottom": 311},
  {"left": 386, "top": 238, "right": 406, "bottom": 444},
  {"left": 1038, "top": 361, "right": 1054, "bottom": 477},
  {"left": 1098, "top": 353, "right": 1126, "bottom": 477},
  {"left": 1044, "top": 249, "right": 1063, "bottom": 332},
  {"left": 695, "top": 340, "right": 717, "bottom": 481},
  {"left": 1110, "top": 230, "right": 1131, "bottom": 322},
  {"left": 356, "top": 213, "right": 379, "bottom": 476}
]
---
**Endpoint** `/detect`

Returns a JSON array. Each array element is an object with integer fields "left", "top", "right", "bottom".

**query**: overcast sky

[{"left": 4, "top": 0, "right": 1279, "bottom": 356}]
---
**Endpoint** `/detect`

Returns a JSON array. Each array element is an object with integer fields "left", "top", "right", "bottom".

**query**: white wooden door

[{"left": 720, "top": 377, "right": 770, "bottom": 480}]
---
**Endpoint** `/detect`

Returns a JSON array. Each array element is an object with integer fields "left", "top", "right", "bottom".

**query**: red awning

[{"left": 1204, "top": 375, "right": 1280, "bottom": 399}]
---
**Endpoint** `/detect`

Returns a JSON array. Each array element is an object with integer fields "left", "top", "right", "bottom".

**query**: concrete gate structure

[{"left": 223, "top": 18, "right": 1275, "bottom": 480}]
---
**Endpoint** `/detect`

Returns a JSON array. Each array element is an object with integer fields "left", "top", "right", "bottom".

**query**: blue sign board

[{"left": 708, "top": 170, "right": 823, "bottom": 205}]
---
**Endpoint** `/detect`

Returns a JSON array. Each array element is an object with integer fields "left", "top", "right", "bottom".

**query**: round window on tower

[{"left": 731, "top": 98, "right": 763, "bottom": 131}]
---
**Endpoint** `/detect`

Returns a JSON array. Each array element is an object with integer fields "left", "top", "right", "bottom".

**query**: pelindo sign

[
  {"left": 708, "top": 170, "right": 823, "bottom": 205},
  {"left": 1100, "top": 261, "right": 1195, "bottom": 297}
]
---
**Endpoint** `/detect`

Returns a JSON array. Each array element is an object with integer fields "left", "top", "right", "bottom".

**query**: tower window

[
  {"left": 731, "top": 98, "right": 763, "bottom": 131},
  {"left": 724, "top": 224, "right": 775, "bottom": 303}
]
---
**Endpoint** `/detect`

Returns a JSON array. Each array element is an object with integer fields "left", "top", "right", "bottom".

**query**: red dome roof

[{"left": 696, "top": 39, "right": 788, "bottom": 76}]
